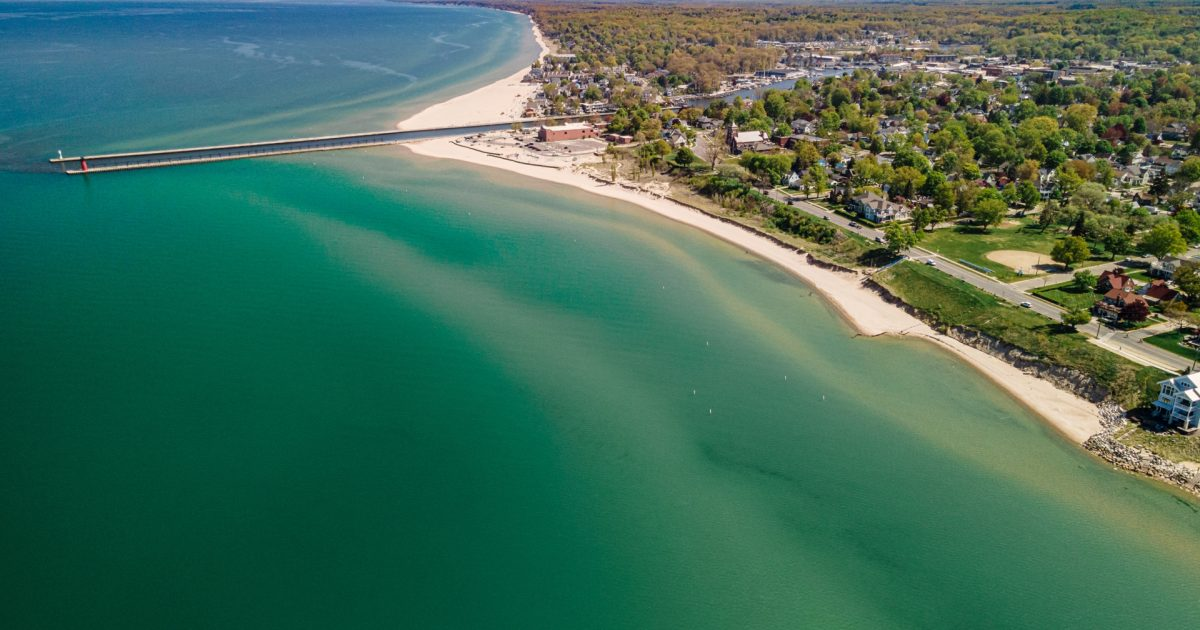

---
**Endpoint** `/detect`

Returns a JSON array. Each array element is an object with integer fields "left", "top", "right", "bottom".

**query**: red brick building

[{"left": 538, "top": 122, "right": 598, "bottom": 142}]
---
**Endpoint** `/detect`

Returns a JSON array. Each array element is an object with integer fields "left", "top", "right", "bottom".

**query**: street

[{"left": 769, "top": 190, "right": 1192, "bottom": 373}]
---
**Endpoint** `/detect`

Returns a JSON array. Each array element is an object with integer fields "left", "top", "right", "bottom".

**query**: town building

[
  {"left": 1153, "top": 373, "right": 1200, "bottom": 433},
  {"left": 538, "top": 122, "right": 599, "bottom": 142}
]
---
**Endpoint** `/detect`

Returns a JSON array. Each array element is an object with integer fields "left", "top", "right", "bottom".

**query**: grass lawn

[
  {"left": 1117, "top": 424, "right": 1200, "bottom": 465},
  {"left": 1030, "top": 281, "right": 1098, "bottom": 312},
  {"left": 876, "top": 261, "right": 1167, "bottom": 408},
  {"left": 920, "top": 220, "right": 1109, "bottom": 282},
  {"left": 1144, "top": 328, "right": 1200, "bottom": 361}
]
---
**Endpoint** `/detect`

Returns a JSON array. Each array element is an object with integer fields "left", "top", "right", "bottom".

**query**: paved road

[{"left": 771, "top": 193, "right": 1193, "bottom": 372}]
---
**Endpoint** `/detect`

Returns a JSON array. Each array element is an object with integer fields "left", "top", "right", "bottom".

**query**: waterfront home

[
  {"left": 848, "top": 192, "right": 912, "bottom": 223},
  {"left": 1097, "top": 269, "right": 1135, "bottom": 293},
  {"left": 1153, "top": 372, "right": 1200, "bottom": 432},
  {"left": 1092, "top": 287, "right": 1148, "bottom": 322}
]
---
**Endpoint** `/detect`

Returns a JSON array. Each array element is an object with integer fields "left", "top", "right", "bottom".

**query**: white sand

[
  {"left": 393, "top": 15, "right": 1106, "bottom": 445},
  {"left": 396, "top": 14, "right": 549, "bottom": 130}
]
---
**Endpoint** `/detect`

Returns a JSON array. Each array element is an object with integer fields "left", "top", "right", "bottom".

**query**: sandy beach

[
  {"left": 396, "top": 17, "right": 1105, "bottom": 445},
  {"left": 397, "top": 13, "right": 550, "bottom": 130}
]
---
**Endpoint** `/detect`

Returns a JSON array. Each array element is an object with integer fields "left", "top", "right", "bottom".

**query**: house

[
  {"left": 726, "top": 125, "right": 771, "bottom": 154},
  {"left": 1097, "top": 269, "right": 1134, "bottom": 293},
  {"left": 665, "top": 128, "right": 690, "bottom": 148},
  {"left": 1151, "top": 255, "right": 1191, "bottom": 280},
  {"left": 782, "top": 134, "right": 826, "bottom": 149},
  {"left": 1092, "top": 287, "right": 1148, "bottom": 322},
  {"left": 1139, "top": 279, "right": 1179, "bottom": 304},
  {"left": 1152, "top": 373, "right": 1200, "bottom": 433},
  {"left": 784, "top": 171, "right": 802, "bottom": 189},
  {"left": 538, "top": 123, "right": 598, "bottom": 142},
  {"left": 1162, "top": 122, "right": 1191, "bottom": 142},
  {"left": 848, "top": 192, "right": 912, "bottom": 223}
]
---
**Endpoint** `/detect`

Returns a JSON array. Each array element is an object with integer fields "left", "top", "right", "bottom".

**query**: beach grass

[
  {"left": 1117, "top": 424, "right": 1200, "bottom": 465},
  {"left": 877, "top": 261, "right": 1167, "bottom": 407}
]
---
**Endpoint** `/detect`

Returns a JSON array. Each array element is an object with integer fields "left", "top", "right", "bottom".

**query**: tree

[
  {"left": 972, "top": 197, "right": 1007, "bottom": 232},
  {"left": 1017, "top": 181, "right": 1040, "bottom": 208},
  {"left": 1119, "top": 299, "right": 1150, "bottom": 323},
  {"left": 1149, "top": 170, "right": 1171, "bottom": 198},
  {"left": 1037, "top": 201, "right": 1058, "bottom": 232},
  {"left": 883, "top": 222, "right": 919, "bottom": 255},
  {"left": 910, "top": 206, "right": 939, "bottom": 233},
  {"left": 1179, "top": 156, "right": 1200, "bottom": 184},
  {"left": 1175, "top": 261, "right": 1200, "bottom": 306},
  {"left": 1139, "top": 221, "right": 1187, "bottom": 260},
  {"left": 1061, "top": 308, "right": 1092, "bottom": 330},
  {"left": 1163, "top": 299, "right": 1189, "bottom": 328},
  {"left": 1072, "top": 270, "right": 1096, "bottom": 291},
  {"left": 1063, "top": 103, "right": 1098, "bottom": 134},
  {"left": 890, "top": 166, "right": 926, "bottom": 199},
  {"left": 1050, "top": 236, "right": 1090, "bottom": 269},
  {"left": 1101, "top": 229, "right": 1132, "bottom": 260},
  {"left": 1177, "top": 208, "right": 1200, "bottom": 243},
  {"left": 801, "top": 165, "right": 828, "bottom": 196},
  {"left": 793, "top": 141, "right": 821, "bottom": 170}
]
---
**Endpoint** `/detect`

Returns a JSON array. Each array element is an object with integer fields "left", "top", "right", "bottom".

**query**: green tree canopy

[
  {"left": 1051, "top": 236, "right": 1090, "bottom": 269},
  {"left": 1139, "top": 221, "right": 1187, "bottom": 260}
]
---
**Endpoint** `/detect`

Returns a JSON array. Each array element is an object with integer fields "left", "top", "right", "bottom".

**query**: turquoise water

[{"left": 4, "top": 3, "right": 1200, "bottom": 628}]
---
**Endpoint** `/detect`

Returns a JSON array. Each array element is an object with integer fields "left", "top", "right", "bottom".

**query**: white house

[
  {"left": 1153, "top": 373, "right": 1200, "bottom": 432},
  {"left": 1150, "top": 255, "right": 1195, "bottom": 280}
]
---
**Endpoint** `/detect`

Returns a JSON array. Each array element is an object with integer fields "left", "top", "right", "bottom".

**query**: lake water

[{"left": 3, "top": 2, "right": 1200, "bottom": 628}]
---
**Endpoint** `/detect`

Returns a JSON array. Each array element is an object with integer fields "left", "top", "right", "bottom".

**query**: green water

[{"left": 4, "top": 3, "right": 1200, "bottom": 628}]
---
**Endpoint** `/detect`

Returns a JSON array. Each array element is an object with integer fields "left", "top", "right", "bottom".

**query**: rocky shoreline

[{"left": 1084, "top": 407, "right": 1200, "bottom": 498}]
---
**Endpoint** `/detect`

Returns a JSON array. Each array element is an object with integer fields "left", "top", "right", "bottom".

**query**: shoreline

[
  {"left": 394, "top": 12, "right": 1106, "bottom": 445},
  {"left": 396, "top": 12, "right": 549, "bottom": 130}
]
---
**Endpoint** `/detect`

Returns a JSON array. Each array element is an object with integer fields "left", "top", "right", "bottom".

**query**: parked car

[
  {"left": 849, "top": 221, "right": 860, "bottom": 228},
  {"left": 925, "top": 258, "right": 936, "bottom": 266},
  {"left": 1020, "top": 301, "right": 1032, "bottom": 308},
  {"left": 874, "top": 236, "right": 884, "bottom": 243}
]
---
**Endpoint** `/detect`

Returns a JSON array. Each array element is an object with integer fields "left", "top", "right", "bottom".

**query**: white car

[
  {"left": 925, "top": 258, "right": 936, "bottom": 266},
  {"left": 1020, "top": 301, "right": 1032, "bottom": 308}
]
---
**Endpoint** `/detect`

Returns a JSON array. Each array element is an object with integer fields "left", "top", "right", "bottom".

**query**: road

[{"left": 769, "top": 190, "right": 1191, "bottom": 372}]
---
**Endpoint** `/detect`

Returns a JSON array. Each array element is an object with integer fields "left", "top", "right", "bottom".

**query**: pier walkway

[{"left": 48, "top": 114, "right": 612, "bottom": 175}]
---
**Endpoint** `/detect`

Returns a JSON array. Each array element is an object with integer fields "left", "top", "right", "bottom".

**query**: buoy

[
  {"left": 708, "top": 409, "right": 712, "bottom": 415},
  {"left": 821, "top": 395, "right": 826, "bottom": 401}
]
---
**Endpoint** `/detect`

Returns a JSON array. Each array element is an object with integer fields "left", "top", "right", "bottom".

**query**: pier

[{"left": 48, "top": 113, "right": 624, "bottom": 175}]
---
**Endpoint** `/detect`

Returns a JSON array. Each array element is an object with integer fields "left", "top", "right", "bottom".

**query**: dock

[{"left": 48, "top": 113, "right": 627, "bottom": 175}]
